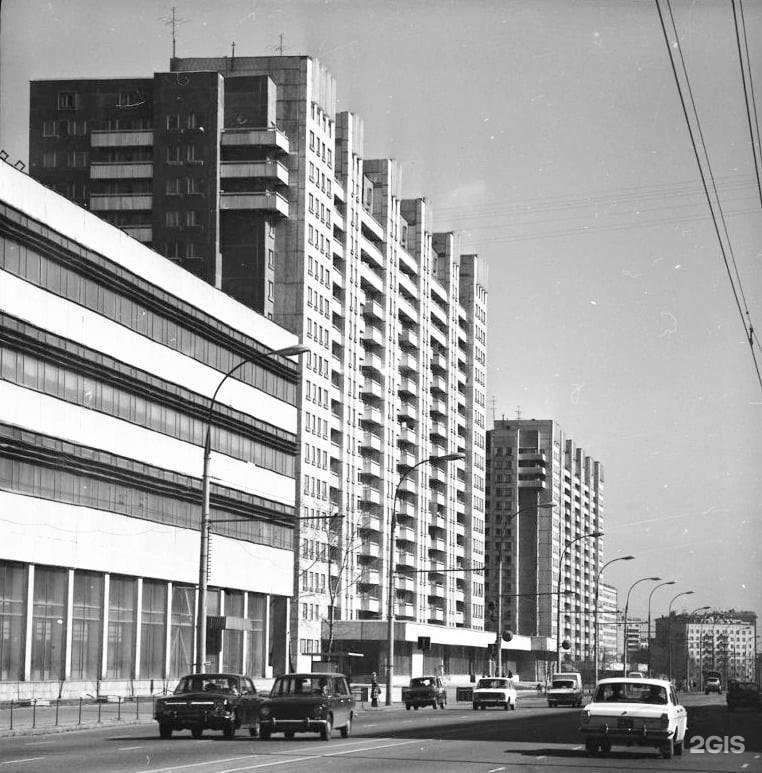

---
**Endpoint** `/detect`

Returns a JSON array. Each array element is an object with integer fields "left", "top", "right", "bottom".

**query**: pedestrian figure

[{"left": 370, "top": 672, "right": 379, "bottom": 708}]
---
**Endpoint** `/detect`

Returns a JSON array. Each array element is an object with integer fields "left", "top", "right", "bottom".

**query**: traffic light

[
  {"left": 487, "top": 601, "right": 496, "bottom": 623},
  {"left": 502, "top": 629, "right": 513, "bottom": 642},
  {"left": 417, "top": 636, "right": 431, "bottom": 652}
]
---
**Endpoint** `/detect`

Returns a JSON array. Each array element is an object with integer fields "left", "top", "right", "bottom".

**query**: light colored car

[
  {"left": 472, "top": 677, "right": 517, "bottom": 711},
  {"left": 705, "top": 676, "right": 722, "bottom": 694},
  {"left": 547, "top": 672, "right": 584, "bottom": 707},
  {"left": 580, "top": 678, "right": 688, "bottom": 758}
]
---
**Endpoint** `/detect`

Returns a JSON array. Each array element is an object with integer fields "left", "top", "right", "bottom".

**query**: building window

[
  {"left": 186, "top": 145, "right": 200, "bottom": 163},
  {"left": 0, "top": 561, "right": 26, "bottom": 681},
  {"left": 31, "top": 566, "right": 67, "bottom": 681},
  {"left": 267, "top": 281, "right": 274, "bottom": 301},
  {"left": 222, "top": 590, "right": 244, "bottom": 673},
  {"left": 166, "top": 114, "right": 181, "bottom": 130},
  {"left": 140, "top": 580, "right": 167, "bottom": 679},
  {"left": 71, "top": 571, "right": 103, "bottom": 680},
  {"left": 67, "top": 150, "right": 88, "bottom": 168},
  {"left": 186, "top": 177, "right": 202, "bottom": 194},
  {"left": 42, "top": 120, "right": 58, "bottom": 138},
  {"left": 186, "top": 113, "right": 198, "bottom": 129},
  {"left": 57, "top": 92, "right": 78, "bottom": 110},
  {"left": 165, "top": 211, "right": 181, "bottom": 227},
  {"left": 267, "top": 249, "right": 274, "bottom": 268},
  {"left": 166, "top": 146, "right": 181, "bottom": 164},
  {"left": 166, "top": 178, "right": 182, "bottom": 195},
  {"left": 107, "top": 575, "right": 136, "bottom": 679},
  {"left": 185, "top": 210, "right": 199, "bottom": 227},
  {"left": 118, "top": 90, "right": 141, "bottom": 107},
  {"left": 42, "top": 151, "right": 56, "bottom": 168},
  {"left": 169, "top": 586, "right": 194, "bottom": 678}
]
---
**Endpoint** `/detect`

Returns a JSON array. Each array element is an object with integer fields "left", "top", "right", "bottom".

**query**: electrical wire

[
  {"left": 656, "top": 0, "right": 762, "bottom": 392},
  {"left": 733, "top": 0, "right": 762, "bottom": 209}
]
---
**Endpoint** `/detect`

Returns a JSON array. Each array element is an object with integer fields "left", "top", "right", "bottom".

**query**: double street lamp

[
  {"left": 667, "top": 590, "right": 694, "bottom": 681},
  {"left": 622, "top": 576, "right": 661, "bottom": 676},
  {"left": 195, "top": 343, "right": 310, "bottom": 674},
  {"left": 593, "top": 555, "right": 635, "bottom": 684},
  {"left": 646, "top": 580, "right": 676, "bottom": 676},
  {"left": 494, "top": 501, "right": 557, "bottom": 677},
  {"left": 555, "top": 530, "right": 603, "bottom": 671},
  {"left": 385, "top": 452, "right": 464, "bottom": 705}
]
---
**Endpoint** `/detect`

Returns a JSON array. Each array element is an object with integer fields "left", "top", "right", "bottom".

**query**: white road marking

[
  {"left": 487, "top": 768, "right": 505, "bottom": 773},
  {"left": 118, "top": 746, "right": 143, "bottom": 751},
  {"left": 24, "top": 741, "right": 54, "bottom": 746},
  {"left": 216, "top": 739, "right": 423, "bottom": 772},
  {"left": 536, "top": 755, "right": 546, "bottom": 760},
  {"left": 142, "top": 755, "right": 253, "bottom": 773},
  {"left": 741, "top": 765, "right": 749, "bottom": 770},
  {"left": 573, "top": 745, "right": 583, "bottom": 750},
  {"left": 1, "top": 759, "right": 46, "bottom": 766}
]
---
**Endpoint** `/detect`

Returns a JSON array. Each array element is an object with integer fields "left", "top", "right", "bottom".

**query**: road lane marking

[
  {"left": 572, "top": 745, "right": 583, "bottom": 750},
  {"left": 142, "top": 755, "right": 253, "bottom": 772},
  {"left": 741, "top": 765, "right": 749, "bottom": 770},
  {"left": 216, "top": 739, "right": 422, "bottom": 772},
  {"left": 536, "top": 755, "right": 546, "bottom": 760},
  {"left": 24, "top": 741, "right": 54, "bottom": 746},
  {"left": 1, "top": 759, "right": 46, "bottom": 766},
  {"left": 118, "top": 746, "right": 143, "bottom": 751},
  {"left": 488, "top": 768, "right": 505, "bottom": 773}
]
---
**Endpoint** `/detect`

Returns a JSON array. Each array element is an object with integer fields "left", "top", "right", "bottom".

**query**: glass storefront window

[
  {"left": 246, "top": 594, "right": 266, "bottom": 678},
  {"left": 140, "top": 580, "right": 167, "bottom": 679},
  {"left": 170, "top": 586, "right": 195, "bottom": 678},
  {"left": 107, "top": 576, "right": 136, "bottom": 679},
  {"left": 31, "top": 566, "right": 67, "bottom": 680},
  {"left": 71, "top": 571, "right": 103, "bottom": 680},
  {"left": 0, "top": 562, "right": 26, "bottom": 681}
]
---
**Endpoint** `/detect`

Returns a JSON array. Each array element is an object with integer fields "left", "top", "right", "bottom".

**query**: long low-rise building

[{"left": 0, "top": 162, "right": 301, "bottom": 700}]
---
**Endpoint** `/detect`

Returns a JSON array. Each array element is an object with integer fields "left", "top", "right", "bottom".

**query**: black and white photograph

[{"left": 0, "top": 1, "right": 760, "bottom": 770}]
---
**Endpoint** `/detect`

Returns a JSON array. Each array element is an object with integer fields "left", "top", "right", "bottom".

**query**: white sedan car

[
  {"left": 472, "top": 677, "right": 517, "bottom": 711},
  {"left": 579, "top": 678, "right": 688, "bottom": 758}
]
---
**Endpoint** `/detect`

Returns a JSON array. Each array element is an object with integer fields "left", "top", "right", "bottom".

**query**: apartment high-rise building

[
  {"left": 29, "top": 55, "right": 489, "bottom": 679},
  {"left": 598, "top": 582, "right": 618, "bottom": 668},
  {"left": 485, "top": 419, "right": 604, "bottom": 677}
]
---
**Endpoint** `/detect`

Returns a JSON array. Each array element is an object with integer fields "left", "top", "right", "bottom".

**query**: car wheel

[
  {"left": 705, "top": 690, "right": 709, "bottom": 695},
  {"left": 223, "top": 723, "right": 236, "bottom": 739},
  {"left": 191, "top": 726, "right": 203, "bottom": 739},
  {"left": 284, "top": 730, "right": 294, "bottom": 739},
  {"left": 248, "top": 726, "right": 259, "bottom": 737},
  {"left": 259, "top": 727, "right": 271, "bottom": 741},
  {"left": 413, "top": 705, "right": 419, "bottom": 711},
  {"left": 472, "top": 703, "right": 478, "bottom": 711},
  {"left": 600, "top": 739, "right": 611, "bottom": 755},
  {"left": 406, "top": 704, "right": 411, "bottom": 711},
  {"left": 504, "top": 702, "right": 509, "bottom": 711},
  {"left": 441, "top": 696, "right": 447, "bottom": 708},
  {"left": 432, "top": 700, "right": 437, "bottom": 709},
  {"left": 340, "top": 716, "right": 352, "bottom": 738},
  {"left": 661, "top": 738, "right": 674, "bottom": 759},
  {"left": 584, "top": 738, "right": 598, "bottom": 756},
  {"left": 158, "top": 722, "right": 173, "bottom": 739},
  {"left": 321, "top": 715, "right": 333, "bottom": 741},
  {"left": 675, "top": 737, "right": 684, "bottom": 756},
  {"left": 510, "top": 701, "right": 516, "bottom": 711},
  {"left": 548, "top": 702, "right": 555, "bottom": 708}
]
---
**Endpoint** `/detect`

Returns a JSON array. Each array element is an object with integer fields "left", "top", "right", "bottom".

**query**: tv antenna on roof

[{"left": 160, "top": 6, "right": 190, "bottom": 60}]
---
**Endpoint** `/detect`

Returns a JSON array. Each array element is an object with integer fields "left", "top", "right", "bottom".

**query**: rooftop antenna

[
  {"left": 490, "top": 395, "right": 497, "bottom": 425},
  {"left": 515, "top": 406, "right": 522, "bottom": 420},
  {"left": 160, "top": 6, "right": 189, "bottom": 60},
  {"left": 231, "top": 41, "right": 236, "bottom": 70},
  {"left": 278, "top": 32, "right": 284, "bottom": 56}
]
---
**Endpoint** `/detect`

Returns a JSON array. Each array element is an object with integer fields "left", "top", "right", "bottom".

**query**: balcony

[
  {"left": 396, "top": 500, "right": 416, "bottom": 519},
  {"left": 431, "top": 513, "right": 446, "bottom": 531},
  {"left": 395, "top": 551, "right": 415, "bottom": 568},
  {"left": 90, "top": 162, "right": 153, "bottom": 179},
  {"left": 399, "top": 328, "right": 419, "bottom": 350},
  {"left": 430, "top": 490, "right": 445, "bottom": 508},
  {"left": 454, "top": 588, "right": 465, "bottom": 603},
  {"left": 121, "top": 225, "right": 152, "bottom": 242},
  {"left": 398, "top": 351, "right": 417, "bottom": 373},
  {"left": 361, "top": 326, "right": 384, "bottom": 348},
  {"left": 429, "top": 537, "right": 446, "bottom": 554},
  {"left": 427, "top": 607, "right": 445, "bottom": 623},
  {"left": 453, "top": 611, "right": 465, "bottom": 625},
  {"left": 360, "top": 568, "right": 381, "bottom": 585},
  {"left": 398, "top": 295, "right": 418, "bottom": 324},
  {"left": 395, "top": 602, "right": 415, "bottom": 618},
  {"left": 398, "top": 271, "right": 418, "bottom": 301},
  {"left": 220, "top": 160, "right": 289, "bottom": 185},
  {"left": 398, "top": 402, "right": 418, "bottom": 422},
  {"left": 429, "top": 559, "right": 445, "bottom": 573},
  {"left": 397, "top": 477, "right": 418, "bottom": 496},
  {"left": 431, "top": 375, "right": 447, "bottom": 395},
  {"left": 360, "top": 486, "right": 382, "bottom": 506},
  {"left": 361, "top": 458, "right": 382, "bottom": 479},
  {"left": 429, "top": 466, "right": 447, "bottom": 485},
  {"left": 395, "top": 525, "right": 415, "bottom": 543},
  {"left": 399, "top": 377, "right": 417, "bottom": 397},
  {"left": 431, "top": 350, "right": 447, "bottom": 372},
  {"left": 221, "top": 127, "right": 290, "bottom": 153},
  {"left": 360, "top": 260, "right": 384, "bottom": 294},
  {"left": 361, "top": 377, "right": 384, "bottom": 400},
  {"left": 360, "top": 431, "right": 382, "bottom": 452},
  {"left": 359, "top": 539, "right": 381, "bottom": 558},
  {"left": 361, "top": 351, "right": 384, "bottom": 374},
  {"left": 359, "top": 594, "right": 381, "bottom": 614},
  {"left": 397, "top": 425, "right": 417, "bottom": 446},
  {"left": 362, "top": 405, "right": 383, "bottom": 426},
  {"left": 360, "top": 514, "right": 382, "bottom": 534},
  {"left": 90, "top": 130, "right": 153, "bottom": 147},
  {"left": 220, "top": 191, "right": 289, "bottom": 217},
  {"left": 430, "top": 398, "right": 447, "bottom": 417},
  {"left": 362, "top": 299, "right": 385, "bottom": 321},
  {"left": 396, "top": 575, "right": 416, "bottom": 592},
  {"left": 430, "top": 421, "right": 448, "bottom": 441},
  {"left": 429, "top": 323, "right": 447, "bottom": 349},
  {"left": 429, "top": 583, "right": 445, "bottom": 599},
  {"left": 360, "top": 235, "right": 385, "bottom": 270},
  {"left": 89, "top": 194, "right": 152, "bottom": 211}
]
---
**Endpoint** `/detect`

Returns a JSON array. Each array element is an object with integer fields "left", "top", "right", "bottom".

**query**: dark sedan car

[
  {"left": 154, "top": 673, "right": 262, "bottom": 738},
  {"left": 257, "top": 672, "right": 355, "bottom": 740},
  {"left": 727, "top": 680, "right": 762, "bottom": 712}
]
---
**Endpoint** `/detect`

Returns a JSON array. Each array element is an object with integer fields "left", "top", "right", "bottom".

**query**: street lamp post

[
  {"left": 593, "top": 555, "right": 635, "bottom": 684},
  {"left": 687, "top": 605, "right": 710, "bottom": 690},
  {"left": 385, "top": 452, "right": 463, "bottom": 706},
  {"left": 667, "top": 590, "right": 694, "bottom": 682},
  {"left": 495, "top": 501, "right": 557, "bottom": 677},
  {"left": 646, "top": 581, "right": 676, "bottom": 677},
  {"left": 555, "top": 530, "right": 603, "bottom": 671},
  {"left": 622, "top": 576, "right": 661, "bottom": 676},
  {"left": 195, "top": 343, "right": 310, "bottom": 674}
]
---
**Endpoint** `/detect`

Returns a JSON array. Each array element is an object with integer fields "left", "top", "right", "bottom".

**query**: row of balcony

[
  {"left": 357, "top": 596, "right": 465, "bottom": 623},
  {"left": 89, "top": 127, "right": 290, "bottom": 152}
]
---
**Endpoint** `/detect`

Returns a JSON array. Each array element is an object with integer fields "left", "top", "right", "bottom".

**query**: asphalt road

[{"left": 1, "top": 694, "right": 760, "bottom": 772}]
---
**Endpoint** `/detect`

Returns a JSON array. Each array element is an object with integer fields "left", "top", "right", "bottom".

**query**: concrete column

[
  {"left": 134, "top": 578, "right": 143, "bottom": 680},
  {"left": 23, "top": 565, "right": 34, "bottom": 681},
  {"left": 100, "top": 574, "right": 110, "bottom": 681},
  {"left": 164, "top": 582, "right": 173, "bottom": 682},
  {"left": 64, "top": 569, "right": 74, "bottom": 680}
]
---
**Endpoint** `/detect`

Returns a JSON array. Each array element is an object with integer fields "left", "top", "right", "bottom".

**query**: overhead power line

[{"left": 655, "top": 0, "right": 762, "bottom": 392}]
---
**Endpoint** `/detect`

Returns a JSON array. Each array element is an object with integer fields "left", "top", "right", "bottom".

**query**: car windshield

[
  {"left": 410, "top": 677, "right": 435, "bottom": 688},
  {"left": 271, "top": 675, "right": 333, "bottom": 696},
  {"left": 174, "top": 676, "right": 239, "bottom": 695},
  {"left": 477, "top": 679, "right": 508, "bottom": 689},
  {"left": 552, "top": 680, "right": 576, "bottom": 689},
  {"left": 594, "top": 682, "right": 667, "bottom": 704}
]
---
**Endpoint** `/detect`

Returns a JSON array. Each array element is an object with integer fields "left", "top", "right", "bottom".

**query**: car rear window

[
  {"left": 552, "top": 680, "right": 576, "bottom": 689},
  {"left": 477, "top": 679, "right": 508, "bottom": 689},
  {"left": 271, "top": 675, "right": 334, "bottom": 696},
  {"left": 410, "top": 677, "right": 435, "bottom": 688},
  {"left": 594, "top": 682, "right": 667, "bottom": 704}
]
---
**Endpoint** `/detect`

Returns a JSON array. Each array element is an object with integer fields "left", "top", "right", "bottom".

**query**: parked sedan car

[
  {"left": 705, "top": 676, "right": 722, "bottom": 694},
  {"left": 726, "top": 680, "right": 762, "bottom": 711},
  {"left": 257, "top": 672, "right": 355, "bottom": 740},
  {"left": 579, "top": 678, "right": 688, "bottom": 758},
  {"left": 154, "top": 673, "right": 261, "bottom": 739},
  {"left": 402, "top": 675, "right": 447, "bottom": 710},
  {"left": 472, "top": 677, "right": 517, "bottom": 711}
]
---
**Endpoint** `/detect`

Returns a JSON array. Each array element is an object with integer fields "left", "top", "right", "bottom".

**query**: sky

[{"left": 1, "top": 0, "right": 761, "bottom": 623}]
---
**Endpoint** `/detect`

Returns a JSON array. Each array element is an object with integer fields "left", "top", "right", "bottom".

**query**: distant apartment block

[
  {"left": 485, "top": 419, "right": 604, "bottom": 676},
  {"left": 29, "top": 55, "right": 489, "bottom": 679},
  {"left": 598, "top": 582, "right": 618, "bottom": 667}
]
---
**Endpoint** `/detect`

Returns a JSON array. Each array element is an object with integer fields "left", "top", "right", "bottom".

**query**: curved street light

[
  {"left": 385, "top": 452, "right": 464, "bottom": 705},
  {"left": 689, "top": 605, "right": 711, "bottom": 690},
  {"left": 667, "top": 590, "right": 694, "bottom": 681},
  {"left": 593, "top": 555, "right": 635, "bottom": 684},
  {"left": 494, "top": 501, "right": 557, "bottom": 677},
  {"left": 622, "top": 576, "right": 661, "bottom": 676},
  {"left": 555, "top": 530, "right": 603, "bottom": 671},
  {"left": 646, "top": 581, "right": 676, "bottom": 676},
  {"left": 195, "top": 343, "right": 310, "bottom": 673}
]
